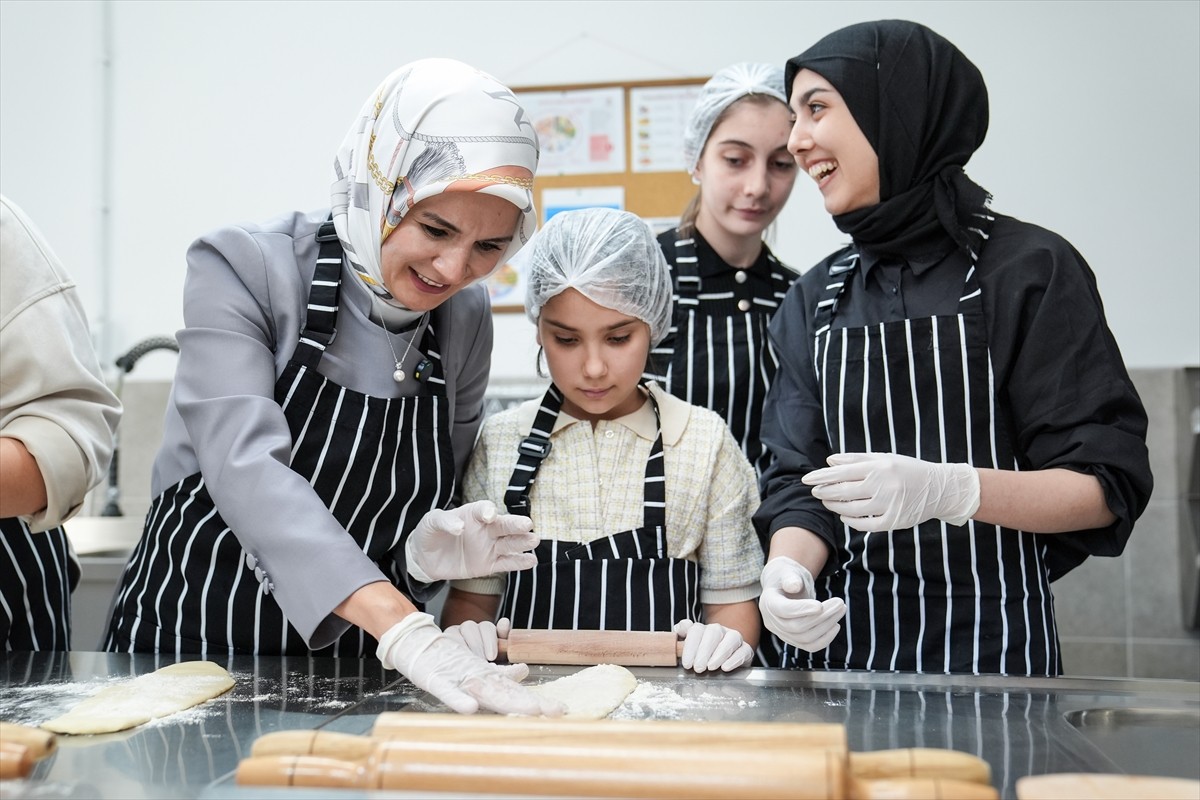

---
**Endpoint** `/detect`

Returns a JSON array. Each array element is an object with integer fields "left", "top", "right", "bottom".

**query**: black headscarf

[{"left": 787, "top": 20, "right": 992, "bottom": 257}]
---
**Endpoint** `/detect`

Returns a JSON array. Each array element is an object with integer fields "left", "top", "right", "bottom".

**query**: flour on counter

[
  {"left": 0, "top": 669, "right": 357, "bottom": 730},
  {"left": 609, "top": 679, "right": 760, "bottom": 720}
]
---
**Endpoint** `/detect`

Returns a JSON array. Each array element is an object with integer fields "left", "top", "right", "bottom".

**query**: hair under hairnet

[
  {"left": 682, "top": 63, "right": 789, "bottom": 174},
  {"left": 524, "top": 208, "right": 673, "bottom": 346}
]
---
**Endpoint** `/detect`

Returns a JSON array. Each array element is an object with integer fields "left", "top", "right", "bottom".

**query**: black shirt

[{"left": 755, "top": 214, "right": 1153, "bottom": 579}]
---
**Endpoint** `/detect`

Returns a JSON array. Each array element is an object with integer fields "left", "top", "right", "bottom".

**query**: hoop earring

[{"left": 536, "top": 346, "right": 548, "bottom": 379}]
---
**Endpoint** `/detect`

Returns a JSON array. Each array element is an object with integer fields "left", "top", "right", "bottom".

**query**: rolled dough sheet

[
  {"left": 41, "top": 661, "right": 235, "bottom": 735},
  {"left": 529, "top": 664, "right": 638, "bottom": 719}
]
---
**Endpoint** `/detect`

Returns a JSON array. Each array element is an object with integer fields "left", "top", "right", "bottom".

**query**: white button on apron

[
  {"left": 734, "top": 271, "right": 748, "bottom": 284},
  {"left": 737, "top": 299, "right": 751, "bottom": 312}
]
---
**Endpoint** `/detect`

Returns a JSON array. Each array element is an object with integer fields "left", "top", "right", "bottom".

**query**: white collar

[{"left": 515, "top": 381, "right": 690, "bottom": 446}]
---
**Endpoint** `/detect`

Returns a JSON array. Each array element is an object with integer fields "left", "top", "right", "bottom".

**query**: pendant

[{"left": 393, "top": 364, "right": 406, "bottom": 383}]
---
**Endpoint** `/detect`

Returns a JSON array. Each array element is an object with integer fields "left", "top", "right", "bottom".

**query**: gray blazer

[{"left": 149, "top": 209, "right": 492, "bottom": 643}]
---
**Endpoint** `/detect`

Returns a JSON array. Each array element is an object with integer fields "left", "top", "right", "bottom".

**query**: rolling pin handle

[
  {"left": 0, "top": 722, "right": 56, "bottom": 761},
  {"left": 0, "top": 741, "right": 33, "bottom": 780}
]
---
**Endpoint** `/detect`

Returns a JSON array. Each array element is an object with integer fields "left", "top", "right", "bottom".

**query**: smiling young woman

[{"left": 754, "top": 20, "right": 1153, "bottom": 678}]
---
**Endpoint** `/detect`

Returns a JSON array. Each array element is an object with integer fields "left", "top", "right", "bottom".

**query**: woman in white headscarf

[{"left": 104, "top": 59, "right": 563, "bottom": 717}]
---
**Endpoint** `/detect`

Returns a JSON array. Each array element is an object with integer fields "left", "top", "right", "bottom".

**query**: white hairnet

[
  {"left": 682, "top": 63, "right": 789, "bottom": 174},
  {"left": 524, "top": 208, "right": 673, "bottom": 346}
]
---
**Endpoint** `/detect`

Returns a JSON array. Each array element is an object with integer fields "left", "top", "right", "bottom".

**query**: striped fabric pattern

[
  {"left": 787, "top": 254, "right": 1060, "bottom": 675},
  {"left": 104, "top": 227, "right": 455, "bottom": 657},
  {"left": 646, "top": 231, "right": 795, "bottom": 477},
  {"left": 497, "top": 385, "right": 700, "bottom": 631},
  {"left": 0, "top": 519, "right": 79, "bottom": 651}
]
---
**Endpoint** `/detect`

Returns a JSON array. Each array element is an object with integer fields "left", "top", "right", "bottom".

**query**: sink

[
  {"left": 1063, "top": 707, "right": 1200, "bottom": 780},
  {"left": 63, "top": 516, "right": 143, "bottom": 556}
]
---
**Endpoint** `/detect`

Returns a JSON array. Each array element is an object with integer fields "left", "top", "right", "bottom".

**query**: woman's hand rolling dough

[{"left": 377, "top": 612, "right": 562, "bottom": 716}]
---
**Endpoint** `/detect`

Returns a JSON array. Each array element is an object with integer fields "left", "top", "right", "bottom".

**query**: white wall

[{"left": 2, "top": 0, "right": 1197, "bottom": 384}]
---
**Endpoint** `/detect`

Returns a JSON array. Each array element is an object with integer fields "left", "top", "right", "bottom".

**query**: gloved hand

[
  {"left": 376, "top": 612, "right": 563, "bottom": 717},
  {"left": 803, "top": 453, "right": 980, "bottom": 532},
  {"left": 758, "top": 557, "right": 845, "bottom": 652},
  {"left": 673, "top": 619, "right": 754, "bottom": 673},
  {"left": 406, "top": 500, "right": 539, "bottom": 583},
  {"left": 442, "top": 617, "right": 511, "bottom": 662}
]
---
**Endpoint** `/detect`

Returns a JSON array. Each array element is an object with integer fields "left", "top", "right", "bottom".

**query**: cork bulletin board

[{"left": 488, "top": 76, "right": 709, "bottom": 313}]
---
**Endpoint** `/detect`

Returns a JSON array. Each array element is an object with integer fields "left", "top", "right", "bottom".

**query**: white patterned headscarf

[{"left": 331, "top": 58, "right": 539, "bottom": 306}]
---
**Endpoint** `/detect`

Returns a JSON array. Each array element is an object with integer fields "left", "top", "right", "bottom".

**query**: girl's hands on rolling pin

[
  {"left": 376, "top": 612, "right": 562, "bottom": 717},
  {"left": 442, "top": 617, "right": 511, "bottom": 661},
  {"left": 758, "top": 557, "right": 846, "bottom": 652},
  {"left": 405, "top": 501, "right": 539, "bottom": 582},
  {"left": 673, "top": 619, "right": 754, "bottom": 673}
]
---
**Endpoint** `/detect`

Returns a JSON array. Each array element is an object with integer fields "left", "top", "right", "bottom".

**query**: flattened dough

[
  {"left": 529, "top": 664, "right": 638, "bottom": 719},
  {"left": 42, "top": 661, "right": 234, "bottom": 734}
]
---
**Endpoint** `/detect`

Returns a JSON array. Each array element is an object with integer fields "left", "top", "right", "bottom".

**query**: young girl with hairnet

[
  {"left": 756, "top": 20, "right": 1152, "bottom": 676},
  {"left": 441, "top": 208, "right": 765, "bottom": 674}
]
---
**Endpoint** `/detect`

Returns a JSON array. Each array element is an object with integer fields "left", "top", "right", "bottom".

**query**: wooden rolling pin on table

[
  {"left": 240, "top": 716, "right": 997, "bottom": 799},
  {"left": 497, "top": 628, "right": 685, "bottom": 666},
  {"left": 0, "top": 722, "right": 57, "bottom": 779}
]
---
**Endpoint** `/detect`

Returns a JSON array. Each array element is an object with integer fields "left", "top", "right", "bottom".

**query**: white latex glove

[
  {"left": 802, "top": 453, "right": 980, "bottom": 532},
  {"left": 758, "top": 557, "right": 845, "bottom": 652},
  {"left": 406, "top": 500, "right": 539, "bottom": 583},
  {"left": 673, "top": 619, "right": 754, "bottom": 673},
  {"left": 376, "top": 612, "right": 563, "bottom": 717},
  {"left": 442, "top": 617, "right": 511, "bottom": 662}
]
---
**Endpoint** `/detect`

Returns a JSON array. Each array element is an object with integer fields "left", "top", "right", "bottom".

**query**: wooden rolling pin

[
  {"left": 496, "top": 628, "right": 684, "bottom": 666},
  {"left": 0, "top": 741, "right": 32, "bottom": 780},
  {"left": 368, "top": 713, "right": 992, "bottom": 785},
  {"left": 1016, "top": 773, "right": 1200, "bottom": 800},
  {"left": 0, "top": 721, "right": 57, "bottom": 760},
  {"left": 237, "top": 744, "right": 998, "bottom": 799}
]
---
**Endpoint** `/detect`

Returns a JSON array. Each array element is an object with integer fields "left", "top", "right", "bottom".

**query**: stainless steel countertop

[{"left": 2, "top": 651, "right": 1197, "bottom": 800}]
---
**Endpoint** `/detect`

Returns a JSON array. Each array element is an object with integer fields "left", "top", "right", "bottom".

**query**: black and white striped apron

[
  {"left": 783, "top": 253, "right": 1061, "bottom": 675},
  {"left": 646, "top": 230, "right": 794, "bottom": 477},
  {"left": 0, "top": 518, "right": 79, "bottom": 651},
  {"left": 498, "top": 385, "right": 700, "bottom": 631},
  {"left": 104, "top": 220, "right": 455, "bottom": 657},
  {"left": 647, "top": 229, "right": 793, "bottom": 665}
]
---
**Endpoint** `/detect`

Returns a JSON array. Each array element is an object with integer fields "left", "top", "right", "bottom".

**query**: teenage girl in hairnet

[
  {"left": 645, "top": 63, "right": 800, "bottom": 668},
  {"left": 646, "top": 63, "right": 798, "bottom": 481},
  {"left": 756, "top": 20, "right": 1152, "bottom": 676},
  {"left": 441, "top": 208, "right": 764, "bottom": 673}
]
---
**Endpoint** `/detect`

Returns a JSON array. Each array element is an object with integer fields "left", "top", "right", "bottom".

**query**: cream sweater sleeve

[{"left": 0, "top": 196, "right": 121, "bottom": 531}]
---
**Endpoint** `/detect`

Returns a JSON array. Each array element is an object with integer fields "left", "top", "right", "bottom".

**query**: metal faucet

[{"left": 100, "top": 337, "right": 180, "bottom": 517}]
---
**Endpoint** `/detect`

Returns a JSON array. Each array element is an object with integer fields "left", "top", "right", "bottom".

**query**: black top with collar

[{"left": 755, "top": 213, "right": 1153, "bottom": 579}]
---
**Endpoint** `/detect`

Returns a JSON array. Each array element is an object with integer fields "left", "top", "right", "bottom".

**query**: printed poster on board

[{"left": 517, "top": 88, "right": 626, "bottom": 176}]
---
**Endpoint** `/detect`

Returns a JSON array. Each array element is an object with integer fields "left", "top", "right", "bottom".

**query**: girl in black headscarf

[{"left": 754, "top": 20, "right": 1152, "bottom": 676}]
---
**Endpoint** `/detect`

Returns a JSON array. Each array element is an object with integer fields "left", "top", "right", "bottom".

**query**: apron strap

[
  {"left": 642, "top": 390, "right": 666, "bottom": 530},
  {"left": 669, "top": 231, "right": 702, "bottom": 306},
  {"left": 504, "top": 384, "right": 564, "bottom": 515},
  {"left": 294, "top": 218, "right": 343, "bottom": 369},
  {"left": 503, "top": 383, "right": 667, "bottom": 531}
]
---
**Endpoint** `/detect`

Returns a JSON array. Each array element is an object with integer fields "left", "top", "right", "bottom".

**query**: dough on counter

[
  {"left": 529, "top": 664, "right": 638, "bottom": 719},
  {"left": 41, "top": 661, "right": 235, "bottom": 735}
]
